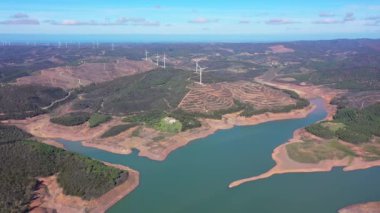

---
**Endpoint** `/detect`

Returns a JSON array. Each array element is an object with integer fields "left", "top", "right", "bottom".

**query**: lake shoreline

[
  {"left": 30, "top": 163, "right": 139, "bottom": 213},
  {"left": 338, "top": 201, "right": 380, "bottom": 213},
  {"left": 3, "top": 85, "right": 317, "bottom": 162},
  {"left": 229, "top": 79, "right": 380, "bottom": 188}
]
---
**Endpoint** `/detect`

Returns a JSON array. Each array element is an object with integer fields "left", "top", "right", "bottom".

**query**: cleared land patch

[
  {"left": 16, "top": 59, "right": 154, "bottom": 89},
  {"left": 286, "top": 140, "right": 356, "bottom": 164},
  {"left": 179, "top": 81, "right": 297, "bottom": 115}
]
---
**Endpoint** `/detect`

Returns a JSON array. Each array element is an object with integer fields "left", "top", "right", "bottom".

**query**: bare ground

[
  {"left": 179, "top": 81, "right": 296, "bottom": 114},
  {"left": 16, "top": 59, "right": 155, "bottom": 90},
  {"left": 339, "top": 201, "right": 380, "bottom": 213}
]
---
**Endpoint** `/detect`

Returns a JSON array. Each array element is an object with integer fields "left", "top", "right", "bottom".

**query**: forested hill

[
  {"left": 0, "top": 84, "right": 69, "bottom": 120},
  {"left": 73, "top": 68, "right": 192, "bottom": 115},
  {"left": 0, "top": 125, "right": 128, "bottom": 212}
]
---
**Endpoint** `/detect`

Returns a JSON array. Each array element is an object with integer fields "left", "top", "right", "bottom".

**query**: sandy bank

[
  {"left": 30, "top": 164, "right": 139, "bottom": 213},
  {"left": 229, "top": 127, "right": 380, "bottom": 188},
  {"left": 339, "top": 201, "right": 380, "bottom": 213}
]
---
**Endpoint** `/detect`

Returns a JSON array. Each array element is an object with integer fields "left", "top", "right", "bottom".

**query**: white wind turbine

[
  {"left": 193, "top": 59, "right": 201, "bottom": 73},
  {"left": 198, "top": 66, "right": 207, "bottom": 85},
  {"left": 163, "top": 53, "right": 167, "bottom": 69},
  {"left": 155, "top": 54, "right": 160, "bottom": 67},
  {"left": 145, "top": 50, "right": 149, "bottom": 61}
]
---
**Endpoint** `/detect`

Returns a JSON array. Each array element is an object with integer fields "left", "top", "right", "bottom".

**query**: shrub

[
  {"left": 50, "top": 112, "right": 91, "bottom": 126},
  {"left": 101, "top": 124, "right": 138, "bottom": 138},
  {"left": 88, "top": 113, "right": 112, "bottom": 128}
]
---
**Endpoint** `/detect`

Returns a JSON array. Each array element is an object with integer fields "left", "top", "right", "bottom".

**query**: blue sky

[{"left": 0, "top": 0, "right": 379, "bottom": 38}]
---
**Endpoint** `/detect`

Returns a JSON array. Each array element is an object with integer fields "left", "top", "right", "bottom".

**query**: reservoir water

[{"left": 58, "top": 99, "right": 380, "bottom": 213}]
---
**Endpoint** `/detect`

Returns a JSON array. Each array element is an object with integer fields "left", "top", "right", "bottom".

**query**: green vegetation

[
  {"left": 0, "top": 124, "right": 31, "bottom": 144},
  {"left": 363, "top": 145, "right": 380, "bottom": 161},
  {"left": 153, "top": 135, "right": 165, "bottom": 142},
  {"left": 321, "top": 122, "right": 345, "bottom": 132},
  {"left": 0, "top": 85, "right": 69, "bottom": 120},
  {"left": 124, "top": 110, "right": 202, "bottom": 132},
  {"left": 306, "top": 123, "right": 336, "bottom": 139},
  {"left": 50, "top": 112, "right": 91, "bottom": 126},
  {"left": 286, "top": 140, "right": 356, "bottom": 164},
  {"left": 124, "top": 111, "right": 164, "bottom": 126},
  {"left": 131, "top": 126, "right": 143, "bottom": 137},
  {"left": 306, "top": 104, "right": 380, "bottom": 144},
  {"left": 0, "top": 139, "right": 128, "bottom": 212},
  {"left": 169, "top": 110, "right": 202, "bottom": 131},
  {"left": 76, "top": 69, "right": 191, "bottom": 115},
  {"left": 156, "top": 117, "right": 183, "bottom": 133},
  {"left": 88, "top": 113, "right": 112, "bottom": 128},
  {"left": 101, "top": 123, "right": 138, "bottom": 138},
  {"left": 305, "top": 121, "right": 345, "bottom": 139}
]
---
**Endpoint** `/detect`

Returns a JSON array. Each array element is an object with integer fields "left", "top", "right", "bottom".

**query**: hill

[
  {"left": 0, "top": 85, "right": 69, "bottom": 120},
  {"left": 73, "top": 68, "right": 192, "bottom": 115}
]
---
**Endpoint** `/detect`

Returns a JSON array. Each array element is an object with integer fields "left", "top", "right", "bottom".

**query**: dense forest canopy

[
  {"left": 0, "top": 84, "right": 68, "bottom": 120},
  {"left": 0, "top": 125, "right": 128, "bottom": 212}
]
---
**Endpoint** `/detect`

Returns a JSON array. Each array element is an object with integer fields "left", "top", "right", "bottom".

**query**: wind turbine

[
  {"left": 111, "top": 43, "right": 114, "bottom": 51},
  {"left": 198, "top": 66, "right": 207, "bottom": 85},
  {"left": 194, "top": 59, "right": 201, "bottom": 73},
  {"left": 145, "top": 50, "right": 149, "bottom": 61},
  {"left": 156, "top": 54, "right": 160, "bottom": 67},
  {"left": 163, "top": 53, "right": 167, "bottom": 69}
]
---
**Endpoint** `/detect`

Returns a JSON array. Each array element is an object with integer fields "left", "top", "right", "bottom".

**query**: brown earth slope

[{"left": 16, "top": 59, "right": 154, "bottom": 89}]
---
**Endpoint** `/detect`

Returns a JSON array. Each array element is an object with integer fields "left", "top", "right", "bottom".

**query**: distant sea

[{"left": 0, "top": 34, "right": 378, "bottom": 44}]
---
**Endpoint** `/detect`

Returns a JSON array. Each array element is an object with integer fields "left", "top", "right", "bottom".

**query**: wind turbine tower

[
  {"left": 163, "top": 53, "right": 166, "bottom": 69},
  {"left": 156, "top": 54, "right": 159, "bottom": 67},
  {"left": 194, "top": 59, "right": 201, "bottom": 73},
  {"left": 111, "top": 43, "right": 114, "bottom": 51},
  {"left": 145, "top": 50, "right": 149, "bottom": 61},
  {"left": 199, "top": 66, "right": 207, "bottom": 85}
]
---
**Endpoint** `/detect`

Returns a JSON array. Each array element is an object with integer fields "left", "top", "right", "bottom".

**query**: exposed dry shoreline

[
  {"left": 339, "top": 201, "right": 380, "bottom": 213},
  {"left": 3, "top": 96, "right": 316, "bottom": 162},
  {"left": 30, "top": 164, "right": 139, "bottom": 213},
  {"left": 229, "top": 79, "right": 380, "bottom": 188},
  {"left": 139, "top": 104, "right": 316, "bottom": 161}
]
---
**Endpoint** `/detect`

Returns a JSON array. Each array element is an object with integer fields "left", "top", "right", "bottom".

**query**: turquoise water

[{"left": 58, "top": 99, "right": 380, "bottom": 213}]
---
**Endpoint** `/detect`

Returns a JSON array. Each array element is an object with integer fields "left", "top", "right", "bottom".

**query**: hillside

[
  {"left": 74, "top": 68, "right": 192, "bottom": 115},
  {"left": 0, "top": 85, "right": 69, "bottom": 120}
]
